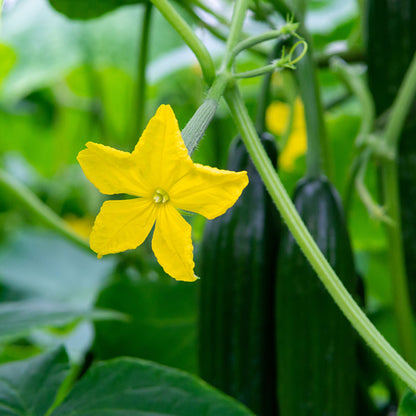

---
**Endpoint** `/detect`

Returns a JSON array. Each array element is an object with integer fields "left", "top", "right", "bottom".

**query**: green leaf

[
  {"left": 0, "top": 347, "right": 69, "bottom": 416},
  {"left": 48, "top": 0, "right": 143, "bottom": 20},
  {"left": 398, "top": 390, "right": 416, "bottom": 416},
  {"left": 0, "top": 229, "right": 114, "bottom": 307},
  {"left": 93, "top": 277, "right": 198, "bottom": 373},
  {"left": 52, "top": 357, "right": 255, "bottom": 416},
  {"left": 0, "top": 300, "right": 124, "bottom": 343}
]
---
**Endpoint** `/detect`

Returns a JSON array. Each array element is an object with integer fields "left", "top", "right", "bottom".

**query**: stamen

[{"left": 153, "top": 188, "right": 169, "bottom": 204}]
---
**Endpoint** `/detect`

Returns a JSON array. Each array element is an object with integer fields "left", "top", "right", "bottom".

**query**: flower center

[{"left": 153, "top": 188, "right": 170, "bottom": 204}]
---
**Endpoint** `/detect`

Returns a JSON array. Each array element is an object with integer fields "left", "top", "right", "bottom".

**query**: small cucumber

[
  {"left": 198, "top": 133, "right": 280, "bottom": 416},
  {"left": 276, "top": 176, "right": 357, "bottom": 416}
]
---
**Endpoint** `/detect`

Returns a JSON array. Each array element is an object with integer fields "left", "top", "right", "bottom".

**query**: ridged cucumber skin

[
  {"left": 198, "top": 133, "right": 280, "bottom": 416},
  {"left": 366, "top": 0, "right": 416, "bottom": 116},
  {"left": 276, "top": 177, "right": 357, "bottom": 416},
  {"left": 366, "top": 0, "right": 416, "bottom": 312}
]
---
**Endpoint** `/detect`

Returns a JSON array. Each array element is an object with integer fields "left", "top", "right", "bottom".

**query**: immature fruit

[
  {"left": 199, "top": 133, "right": 279, "bottom": 416},
  {"left": 276, "top": 177, "right": 357, "bottom": 416}
]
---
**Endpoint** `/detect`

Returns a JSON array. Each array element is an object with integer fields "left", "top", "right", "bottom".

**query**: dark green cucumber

[
  {"left": 276, "top": 177, "right": 357, "bottom": 416},
  {"left": 366, "top": 0, "right": 416, "bottom": 313},
  {"left": 366, "top": 0, "right": 416, "bottom": 116},
  {"left": 199, "top": 133, "right": 280, "bottom": 416}
]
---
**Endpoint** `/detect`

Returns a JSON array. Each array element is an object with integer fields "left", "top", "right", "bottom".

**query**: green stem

[
  {"left": 181, "top": 1, "right": 268, "bottom": 60},
  {"left": 235, "top": 40, "right": 307, "bottom": 79},
  {"left": 274, "top": 0, "right": 330, "bottom": 179},
  {"left": 379, "top": 51, "right": 416, "bottom": 366},
  {"left": 150, "top": 0, "right": 215, "bottom": 84},
  {"left": 330, "top": 58, "right": 375, "bottom": 219},
  {"left": 343, "top": 147, "right": 368, "bottom": 220},
  {"left": 317, "top": 49, "right": 365, "bottom": 68},
  {"left": 182, "top": 3, "right": 228, "bottom": 43},
  {"left": 221, "top": 0, "right": 250, "bottom": 71},
  {"left": 255, "top": 69, "right": 272, "bottom": 133},
  {"left": 382, "top": 160, "right": 416, "bottom": 366},
  {"left": 330, "top": 57, "right": 375, "bottom": 147},
  {"left": 330, "top": 58, "right": 416, "bottom": 363},
  {"left": 192, "top": 0, "right": 229, "bottom": 26},
  {"left": 234, "top": 63, "right": 279, "bottom": 79},
  {"left": 0, "top": 169, "right": 90, "bottom": 252},
  {"left": 255, "top": 41, "right": 283, "bottom": 132},
  {"left": 385, "top": 52, "right": 416, "bottom": 153},
  {"left": 182, "top": 72, "right": 231, "bottom": 154},
  {"left": 224, "top": 82, "right": 416, "bottom": 392},
  {"left": 134, "top": 2, "right": 153, "bottom": 136},
  {"left": 81, "top": 37, "right": 109, "bottom": 144},
  {"left": 295, "top": 31, "right": 331, "bottom": 179},
  {"left": 231, "top": 27, "right": 294, "bottom": 58}
]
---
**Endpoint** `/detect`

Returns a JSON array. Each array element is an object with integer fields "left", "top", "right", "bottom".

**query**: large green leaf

[
  {"left": 398, "top": 391, "right": 416, "bottom": 416},
  {"left": 0, "top": 300, "right": 123, "bottom": 343},
  {"left": 0, "top": 228, "right": 114, "bottom": 307},
  {"left": 0, "top": 347, "right": 69, "bottom": 416},
  {"left": 93, "top": 276, "right": 198, "bottom": 373},
  {"left": 52, "top": 357, "right": 255, "bottom": 416},
  {"left": 48, "top": 0, "right": 143, "bottom": 20}
]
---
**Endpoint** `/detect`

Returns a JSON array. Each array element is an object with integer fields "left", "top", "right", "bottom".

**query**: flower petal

[
  {"left": 152, "top": 204, "right": 196, "bottom": 282},
  {"left": 90, "top": 198, "right": 156, "bottom": 256},
  {"left": 77, "top": 142, "right": 150, "bottom": 196},
  {"left": 169, "top": 164, "right": 249, "bottom": 219},
  {"left": 266, "top": 101, "right": 290, "bottom": 136},
  {"left": 132, "top": 105, "right": 193, "bottom": 191}
]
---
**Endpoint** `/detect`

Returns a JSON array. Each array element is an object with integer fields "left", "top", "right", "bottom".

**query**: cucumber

[
  {"left": 276, "top": 176, "right": 357, "bottom": 416},
  {"left": 198, "top": 133, "right": 280, "bottom": 416},
  {"left": 366, "top": 0, "right": 416, "bottom": 312},
  {"left": 366, "top": 0, "right": 416, "bottom": 116}
]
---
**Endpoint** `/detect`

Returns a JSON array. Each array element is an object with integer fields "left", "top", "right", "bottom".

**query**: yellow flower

[
  {"left": 265, "top": 101, "right": 291, "bottom": 136},
  {"left": 266, "top": 98, "right": 307, "bottom": 171},
  {"left": 77, "top": 105, "right": 248, "bottom": 282}
]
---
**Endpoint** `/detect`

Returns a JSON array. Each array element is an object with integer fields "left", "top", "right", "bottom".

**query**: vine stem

[
  {"left": 221, "top": 0, "right": 250, "bottom": 71},
  {"left": 379, "top": 51, "right": 416, "bottom": 366},
  {"left": 224, "top": 82, "right": 416, "bottom": 392},
  {"left": 280, "top": 0, "right": 331, "bottom": 179},
  {"left": 231, "top": 26, "right": 295, "bottom": 59},
  {"left": 133, "top": 1, "right": 153, "bottom": 138},
  {"left": 296, "top": 31, "right": 331, "bottom": 179},
  {"left": 330, "top": 58, "right": 375, "bottom": 147},
  {"left": 192, "top": 0, "right": 229, "bottom": 26},
  {"left": 382, "top": 159, "right": 416, "bottom": 366},
  {"left": 0, "top": 169, "right": 90, "bottom": 251},
  {"left": 150, "top": 0, "right": 215, "bottom": 84},
  {"left": 255, "top": 41, "right": 283, "bottom": 132},
  {"left": 182, "top": 0, "right": 249, "bottom": 154},
  {"left": 331, "top": 58, "right": 374, "bottom": 218},
  {"left": 331, "top": 57, "right": 416, "bottom": 364},
  {"left": 385, "top": 52, "right": 416, "bottom": 152}
]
